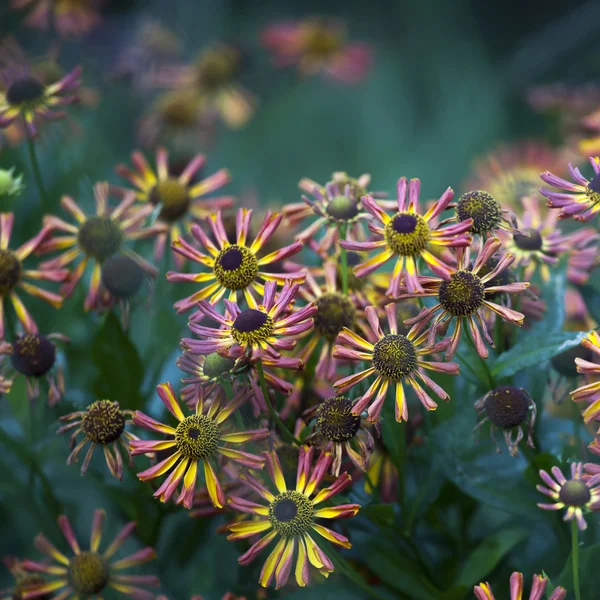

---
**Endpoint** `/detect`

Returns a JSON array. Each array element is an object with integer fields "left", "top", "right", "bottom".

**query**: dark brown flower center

[
  {"left": 314, "top": 292, "right": 356, "bottom": 340},
  {"left": 484, "top": 386, "right": 530, "bottom": 429},
  {"left": 372, "top": 334, "right": 417, "bottom": 381},
  {"left": 456, "top": 190, "right": 501, "bottom": 234},
  {"left": 101, "top": 253, "right": 144, "bottom": 298},
  {"left": 82, "top": 400, "right": 126, "bottom": 445},
  {"left": 0, "top": 249, "right": 22, "bottom": 295},
  {"left": 67, "top": 551, "right": 109, "bottom": 595},
  {"left": 269, "top": 490, "right": 314, "bottom": 536},
  {"left": 214, "top": 245, "right": 258, "bottom": 290},
  {"left": 317, "top": 396, "right": 361, "bottom": 441},
  {"left": 6, "top": 76, "right": 45, "bottom": 106},
  {"left": 384, "top": 212, "right": 430, "bottom": 256},
  {"left": 174, "top": 414, "right": 220, "bottom": 460},
  {"left": 513, "top": 228, "right": 543, "bottom": 251},
  {"left": 11, "top": 334, "right": 56, "bottom": 377},
  {"left": 78, "top": 217, "right": 123, "bottom": 262},
  {"left": 438, "top": 270, "right": 485, "bottom": 317},
  {"left": 150, "top": 178, "right": 190, "bottom": 222}
]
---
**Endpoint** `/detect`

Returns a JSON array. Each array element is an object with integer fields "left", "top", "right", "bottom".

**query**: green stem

[
  {"left": 338, "top": 224, "right": 349, "bottom": 295},
  {"left": 256, "top": 359, "right": 300, "bottom": 446},
  {"left": 26, "top": 137, "right": 50, "bottom": 211},
  {"left": 572, "top": 519, "right": 581, "bottom": 600}
]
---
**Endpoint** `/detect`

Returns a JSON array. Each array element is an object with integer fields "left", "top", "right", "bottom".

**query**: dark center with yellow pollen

[
  {"left": 67, "top": 551, "right": 109, "bottom": 595},
  {"left": 456, "top": 190, "right": 501, "bottom": 235},
  {"left": 325, "top": 195, "right": 360, "bottom": 221},
  {"left": 314, "top": 292, "right": 356, "bottom": 340},
  {"left": 317, "top": 396, "right": 361, "bottom": 442},
  {"left": 203, "top": 352, "right": 236, "bottom": 379},
  {"left": 174, "top": 414, "right": 220, "bottom": 460},
  {"left": 0, "top": 249, "right": 22, "bottom": 295},
  {"left": 6, "top": 76, "right": 45, "bottom": 106},
  {"left": 384, "top": 212, "right": 431, "bottom": 256},
  {"left": 269, "top": 490, "right": 314, "bottom": 536},
  {"left": 484, "top": 386, "right": 530, "bottom": 429},
  {"left": 372, "top": 334, "right": 417, "bottom": 381},
  {"left": 559, "top": 480, "right": 591, "bottom": 507},
  {"left": 82, "top": 400, "right": 126, "bottom": 445},
  {"left": 231, "top": 309, "right": 274, "bottom": 346},
  {"left": 149, "top": 178, "right": 190, "bottom": 222},
  {"left": 438, "top": 270, "right": 486, "bottom": 317},
  {"left": 101, "top": 253, "right": 144, "bottom": 298},
  {"left": 11, "top": 334, "right": 56, "bottom": 377},
  {"left": 513, "top": 228, "right": 543, "bottom": 252},
  {"left": 78, "top": 217, "right": 123, "bottom": 262},
  {"left": 213, "top": 245, "right": 258, "bottom": 290}
]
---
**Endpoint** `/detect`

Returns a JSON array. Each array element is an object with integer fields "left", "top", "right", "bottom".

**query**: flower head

[
  {"left": 0, "top": 213, "right": 67, "bottom": 337},
  {"left": 131, "top": 382, "right": 269, "bottom": 509},
  {"left": 227, "top": 447, "right": 360, "bottom": 588},
  {"left": 1, "top": 556, "right": 53, "bottom": 600},
  {"left": 453, "top": 190, "right": 518, "bottom": 236},
  {"left": 0, "top": 57, "right": 81, "bottom": 138},
  {"left": 571, "top": 330, "right": 600, "bottom": 438},
  {"left": 168, "top": 209, "right": 305, "bottom": 309},
  {"left": 0, "top": 167, "right": 24, "bottom": 197},
  {"left": 537, "top": 462, "right": 600, "bottom": 530},
  {"left": 19, "top": 509, "right": 159, "bottom": 599},
  {"left": 333, "top": 303, "right": 460, "bottom": 422},
  {"left": 402, "top": 237, "right": 529, "bottom": 359},
  {"left": 540, "top": 155, "right": 600, "bottom": 222},
  {"left": 474, "top": 386, "right": 536, "bottom": 457},
  {"left": 0, "top": 332, "right": 67, "bottom": 406},
  {"left": 114, "top": 148, "right": 232, "bottom": 265},
  {"left": 262, "top": 17, "right": 372, "bottom": 84},
  {"left": 39, "top": 182, "right": 163, "bottom": 311},
  {"left": 341, "top": 177, "right": 472, "bottom": 295},
  {"left": 57, "top": 400, "right": 138, "bottom": 480},
  {"left": 474, "top": 571, "right": 567, "bottom": 600}
]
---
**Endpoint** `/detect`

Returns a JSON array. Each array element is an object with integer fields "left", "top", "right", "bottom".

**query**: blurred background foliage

[{"left": 1, "top": 0, "right": 600, "bottom": 598}]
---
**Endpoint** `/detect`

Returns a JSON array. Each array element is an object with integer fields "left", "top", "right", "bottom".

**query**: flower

[
  {"left": 57, "top": 400, "right": 139, "bottom": 480},
  {"left": 39, "top": 182, "right": 163, "bottom": 311},
  {"left": 0, "top": 213, "right": 67, "bottom": 337},
  {"left": 540, "top": 155, "right": 600, "bottom": 222},
  {"left": 0, "top": 332, "right": 67, "bottom": 406},
  {"left": 333, "top": 302, "right": 460, "bottom": 422},
  {"left": 10, "top": 0, "right": 102, "bottom": 37},
  {"left": 227, "top": 447, "right": 360, "bottom": 588},
  {"left": 402, "top": 237, "right": 529, "bottom": 359},
  {"left": 340, "top": 177, "right": 473, "bottom": 295},
  {"left": 452, "top": 190, "right": 518, "bottom": 236},
  {"left": 182, "top": 280, "right": 316, "bottom": 360},
  {"left": 474, "top": 572, "right": 567, "bottom": 600},
  {"left": 131, "top": 382, "right": 269, "bottom": 509},
  {"left": 498, "top": 194, "right": 569, "bottom": 281},
  {"left": 474, "top": 386, "right": 537, "bottom": 457},
  {"left": 0, "top": 557, "right": 52, "bottom": 600},
  {"left": 0, "top": 167, "right": 24, "bottom": 197},
  {"left": 114, "top": 147, "right": 232, "bottom": 265},
  {"left": 261, "top": 17, "right": 372, "bottom": 84},
  {"left": 0, "top": 59, "right": 81, "bottom": 138},
  {"left": 536, "top": 462, "right": 600, "bottom": 530},
  {"left": 168, "top": 211, "right": 305, "bottom": 309},
  {"left": 151, "top": 42, "right": 256, "bottom": 128},
  {"left": 571, "top": 330, "right": 600, "bottom": 440},
  {"left": 566, "top": 226, "right": 600, "bottom": 285},
  {"left": 19, "top": 509, "right": 159, "bottom": 598},
  {"left": 303, "top": 395, "right": 374, "bottom": 476}
]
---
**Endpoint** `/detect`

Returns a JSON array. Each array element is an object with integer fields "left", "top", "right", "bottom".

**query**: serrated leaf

[
  {"left": 491, "top": 331, "right": 588, "bottom": 379},
  {"left": 456, "top": 527, "right": 529, "bottom": 587}
]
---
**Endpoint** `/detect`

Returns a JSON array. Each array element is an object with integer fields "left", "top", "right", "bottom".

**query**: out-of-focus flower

[
  {"left": 0, "top": 332, "right": 67, "bottom": 406},
  {"left": 402, "top": 237, "right": 528, "bottom": 359},
  {"left": 303, "top": 395, "right": 374, "bottom": 476},
  {"left": 451, "top": 190, "right": 518, "bottom": 237},
  {"left": 183, "top": 281, "right": 316, "bottom": 361},
  {"left": 540, "top": 156, "right": 600, "bottom": 222},
  {"left": 151, "top": 43, "right": 255, "bottom": 128},
  {"left": 474, "top": 386, "right": 536, "bottom": 457},
  {"left": 39, "top": 182, "right": 163, "bottom": 311},
  {"left": 465, "top": 141, "right": 572, "bottom": 211},
  {"left": 566, "top": 227, "right": 600, "bottom": 285},
  {"left": 10, "top": 0, "right": 102, "bottom": 37},
  {"left": 131, "top": 382, "right": 269, "bottom": 509},
  {"left": 536, "top": 462, "right": 600, "bottom": 530},
  {"left": 571, "top": 330, "right": 600, "bottom": 434},
  {"left": 498, "top": 194, "right": 569, "bottom": 281},
  {"left": 168, "top": 211, "right": 304, "bottom": 309},
  {"left": 227, "top": 447, "right": 360, "bottom": 588},
  {"left": 528, "top": 83, "right": 600, "bottom": 119},
  {"left": 0, "top": 55, "right": 81, "bottom": 139},
  {"left": 261, "top": 17, "right": 372, "bottom": 85},
  {"left": 474, "top": 571, "right": 567, "bottom": 600},
  {"left": 57, "top": 400, "right": 138, "bottom": 480},
  {"left": 340, "top": 177, "right": 472, "bottom": 295},
  {"left": 333, "top": 303, "right": 459, "bottom": 423},
  {"left": 0, "top": 213, "right": 67, "bottom": 337},
  {"left": 0, "top": 557, "right": 52, "bottom": 600},
  {"left": 114, "top": 148, "right": 232, "bottom": 265},
  {"left": 0, "top": 167, "right": 24, "bottom": 197}
]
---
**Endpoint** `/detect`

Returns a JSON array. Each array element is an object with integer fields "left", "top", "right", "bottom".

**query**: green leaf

[
  {"left": 91, "top": 311, "right": 144, "bottom": 410},
  {"left": 556, "top": 543, "right": 600, "bottom": 598},
  {"left": 491, "top": 331, "right": 588, "bottom": 379},
  {"left": 456, "top": 527, "right": 529, "bottom": 588},
  {"left": 577, "top": 283, "right": 600, "bottom": 325}
]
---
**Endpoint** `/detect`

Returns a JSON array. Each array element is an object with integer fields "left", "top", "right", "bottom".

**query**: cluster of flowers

[{"left": 2, "top": 12, "right": 600, "bottom": 600}]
